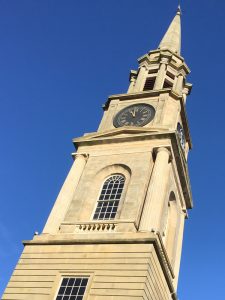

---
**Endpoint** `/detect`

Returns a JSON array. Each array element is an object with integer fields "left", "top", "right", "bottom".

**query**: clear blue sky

[{"left": 0, "top": 0, "right": 225, "bottom": 298}]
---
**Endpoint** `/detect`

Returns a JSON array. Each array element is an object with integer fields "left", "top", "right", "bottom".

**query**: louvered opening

[
  {"left": 163, "top": 79, "right": 173, "bottom": 89},
  {"left": 143, "top": 77, "right": 156, "bottom": 91},
  {"left": 148, "top": 69, "right": 158, "bottom": 74},
  {"left": 167, "top": 71, "right": 175, "bottom": 80},
  {"left": 171, "top": 58, "right": 177, "bottom": 65}
]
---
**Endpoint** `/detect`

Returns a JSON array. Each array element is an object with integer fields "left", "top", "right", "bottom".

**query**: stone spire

[{"left": 158, "top": 6, "right": 181, "bottom": 55}]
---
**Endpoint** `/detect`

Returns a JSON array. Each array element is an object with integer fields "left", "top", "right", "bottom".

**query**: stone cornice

[
  {"left": 104, "top": 88, "right": 182, "bottom": 109},
  {"left": 138, "top": 49, "right": 190, "bottom": 74},
  {"left": 73, "top": 127, "right": 170, "bottom": 144}
]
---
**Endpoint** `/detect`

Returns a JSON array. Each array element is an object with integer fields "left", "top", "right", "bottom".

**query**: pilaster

[
  {"left": 133, "top": 66, "right": 148, "bottom": 92},
  {"left": 139, "top": 147, "right": 171, "bottom": 232},
  {"left": 43, "top": 153, "right": 89, "bottom": 234},
  {"left": 174, "top": 73, "right": 184, "bottom": 95},
  {"left": 154, "top": 57, "right": 168, "bottom": 90}
]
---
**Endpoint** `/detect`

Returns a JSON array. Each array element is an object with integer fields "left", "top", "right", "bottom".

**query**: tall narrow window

[
  {"left": 56, "top": 277, "right": 88, "bottom": 300},
  {"left": 93, "top": 174, "right": 125, "bottom": 220}
]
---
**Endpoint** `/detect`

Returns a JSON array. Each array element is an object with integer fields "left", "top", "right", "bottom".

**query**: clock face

[
  {"left": 113, "top": 103, "right": 155, "bottom": 128},
  {"left": 177, "top": 123, "right": 186, "bottom": 150}
]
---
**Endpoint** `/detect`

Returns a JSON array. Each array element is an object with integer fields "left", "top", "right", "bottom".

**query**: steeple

[
  {"left": 3, "top": 6, "right": 193, "bottom": 300},
  {"left": 158, "top": 6, "right": 181, "bottom": 55}
]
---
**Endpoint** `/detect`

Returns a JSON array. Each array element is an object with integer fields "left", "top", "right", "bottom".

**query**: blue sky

[{"left": 0, "top": 0, "right": 225, "bottom": 298}]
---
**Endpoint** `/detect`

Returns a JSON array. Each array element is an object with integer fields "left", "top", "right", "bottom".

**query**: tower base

[{"left": 3, "top": 232, "right": 177, "bottom": 300}]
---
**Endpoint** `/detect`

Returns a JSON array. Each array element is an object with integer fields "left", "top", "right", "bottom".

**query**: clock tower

[{"left": 3, "top": 7, "right": 193, "bottom": 300}]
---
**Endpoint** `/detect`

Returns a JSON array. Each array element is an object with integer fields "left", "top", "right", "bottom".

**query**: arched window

[{"left": 93, "top": 174, "right": 125, "bottom": 220}]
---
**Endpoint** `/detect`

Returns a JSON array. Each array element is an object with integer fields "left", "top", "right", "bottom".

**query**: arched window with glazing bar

[{"left": 93, "top": 174, "right": 125, "bottom": 220}]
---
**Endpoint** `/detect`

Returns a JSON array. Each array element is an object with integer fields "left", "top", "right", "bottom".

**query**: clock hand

[{"left": 130, "top": 110, "right": 136, "bottom": 117}]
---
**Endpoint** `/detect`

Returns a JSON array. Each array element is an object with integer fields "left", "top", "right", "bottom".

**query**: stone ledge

[
  {"left": 23, "top": 231, "right": 177, "bottom": 300},
  {"left": 104, "top": 89, "right": 182, "bottom": 109},
  {"left": 59, "top": 220, "right": 137, "bottom": 234}
]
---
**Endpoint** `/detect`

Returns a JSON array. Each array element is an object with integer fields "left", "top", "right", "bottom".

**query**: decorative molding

[
  {"left": 160, "top": 57, "right": 169, "bottom": 64},
  {"left": 71, "top": 152, "right": 89, "bottom": 161},
  {"left": 153, "top": 146, "right": 173, "bottom": 163},
  {"left": 75, "top": 222, "right": 116, "bottom": 233},
  {"left": 59, "top": 220, "right": 137, "bottom": 234},
  {"left": 182, "top": 87, "right": 190, "bottom": 95}
]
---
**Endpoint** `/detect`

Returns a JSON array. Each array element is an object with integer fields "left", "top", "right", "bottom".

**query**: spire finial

[
  {"left": 177, "top": 3, "right": 182, "bottom": 15},
  {"left": 158, "top": 8, "right": 182, "bottom": 55}
]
